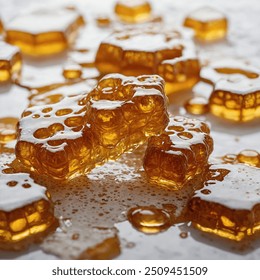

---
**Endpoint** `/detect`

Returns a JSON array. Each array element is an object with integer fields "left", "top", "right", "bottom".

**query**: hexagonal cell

[
  {"left": 188, "top": 163, "right": 260, "bottom": 241},
  {"left": 5, "top": 7, "right": 84, "bottom": 56},
  {"left": 143, "top": 116, "right": 213, "bottom": 189},
  {"left": 183, "top": 6, "right": 228, "bottom": 41},
  {"left": 0, "top": 41, "right": 22, "bottom": 83}
]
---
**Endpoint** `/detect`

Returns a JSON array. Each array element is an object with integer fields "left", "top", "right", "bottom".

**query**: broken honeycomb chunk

[
  {"left": 16, "top": 74, "right": 169, "bottom": 180},
  {"left": 188, "top": 164, "right": 260, "bottom": 241},
  {"left": 5, "top": 7, "right": 84, "bottom": 56},
  {"left": 114, "top": 0, "right": 152, "bottom": 23},
  {"left": 210, "top": 76, "right": 260, "bottom": 122},
  {"left": 0, "top": 117, "right": 18, "bottom": 144},
  {"left": 143, "top": 116, "right": 213, "bottom": 189},
  {"left": 95, "top": 27, "right": 199, "bottom": 94},
  {"left": 183, "top": 6, "right": 228, "bottom": 41},
  {"left": 0, "top": 154, "right": 57, "bottom": 250},
  {"left": 0, "top": 41, "right": 22, "bottom": 83}
]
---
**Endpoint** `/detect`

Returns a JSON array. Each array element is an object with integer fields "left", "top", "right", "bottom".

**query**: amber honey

[
  {"left": 114, "top": 0, "right": 152, "bottom": 23},
  {"left": 0, "top": 157, "right": 57, "bottom": 250},
  {"left": 62, "top": 64, "right": 83, "bottom": 80},
  {"left": 188, "top": 164, "right": 260, "bottom": 241},
  {"left": 183, "top": 7, "right": 228, "bottom": 41},
  {"left": 95, "top": 27, "right": 199, "bottom": 94},
  {"left": 143, "top": 116, "right": 213, "bottom": 189},
  {"left": 127, "top": 206, "right": 172, "bottom": 234},
  {"left": 184, "top": 96, "right": 209, "bottom": 115},
  {"left": 0, "top": 117, "right": 18, "bottom": 143},
  {"left": 16, "top": 74, "right": 168, "bottom": 180},
  {"left": 0, "top": 19, "right": 4, "bottom": 34},
  {"left": 5, "top": 8, "right": 84, "bottom": 56},
  {"left": 0, "top": 42, "right": 22, "bottom": 83}
]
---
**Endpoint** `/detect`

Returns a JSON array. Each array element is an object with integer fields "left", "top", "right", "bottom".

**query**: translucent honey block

[
  {"left": 184, "top": 96, "right": 209, "bottom": 115},
  {"left": 200, "top": 59, "right": 260, "bottom": 85},
  {"left": 157, "top": 49, "right": 200, "bottom": 93},
  {"left": 0, "top": 19, "right": 4, "bottom": 34},
  {"left": 188, "top": 164, "right": 260, "bottom": 241},
  {"left": 114, "top": 0, "right": 152, "bottom": 23},
  {"left": 5, "top": 8, "right": 84, "bottom": 56},
  {"left": 28, "top": 80, "right": 97, "bottom": 107},
  {"left": 0, "top": 117, "right": 18, "bottom": 143},
  {"left": 0, "top": 159, "right": 57, "bottom": 250},
  {"left": 183, "top": 6, "right": 228, "bottom": 41},
  {"left": 0, "top": 42, "right": 22, "bottom": 83},
  {"left": 143, "top": 116, "right": 213, "bottom": 189},
  {"left": 209, "top": 76, "right": 260, "bottom": 122},
  {"left": 95, "top": 27, "right": 198, "bottom": 94},
  {"left": 16, "top": 74, "right": 169, "bottom": 181}
]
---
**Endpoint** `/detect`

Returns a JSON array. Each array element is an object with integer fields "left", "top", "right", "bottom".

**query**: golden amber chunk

[
  {"left": 0, "top": 42, "right": 22, "bottom": 83},
  {"left": 0, "top": 157, "right": 57, "bottom": 250},
  {"left": 143, "top": 116, "right": 213, "bottom": 189},
  {"left": 0, "top": 117, "right": 18, "bottom": 143},
  {"left": 62, "top": 64, "right": 83, "bottom": 80},
  {"left": 95, "top": 27, "right": 199, "bottom": 94},
  {"left": 184, "top": 96, "right": 209, "bottom": 115},
  {"left": 114, "top": 0, "right": 152, "bottom": 23},
  {"left": 188, "top": 164, "right": 260, "bottom": 241},
  {"left": 183, "top": 6, "right": 228, "bottom": 41},
  {"left": 0, "top": 19, "right": 4, "bottom": 34},
  {"left": 209, "top": 76, "right": 260, "bottom": 122},
  {"left": 237, "top": 150, "right": 260, "bottom": 167},
  {"left": 5, "top": 8, "right": 84, "bottom": 56},
  {"left": 16, "top": 74, "right": 169, "bottom": 181}
]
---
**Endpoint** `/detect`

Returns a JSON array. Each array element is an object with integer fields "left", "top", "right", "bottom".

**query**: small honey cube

[
  {"left": 95, "top": 27, "right": 199, "bottom": 94},
  {"left": 114, "top": 0, "right": 152, "bottom": 23},
  {"left": 183, "top": 6, "right": 228, "bottom": 41},
  {"left": 0, "top": 117, "right": 18, "bottom": 144},
  {"left": 16, "top": 74, "right": 169, "bottom": 181},
  {"left": 210, "top": 76, "right": 260, "bottom": 122},
  {"left": 0, "top": 156, "right": 57, "bottom": 250},
  {"left": 0, "top": 41, "right": 22, "bottom": 83},
  {"left": 5, "top": 7, "right": 84, "bottom": 56},
  {"left": 188, "top": 164, "right": 260, "bottom": 241},
  {"left": 143, "top": 116, "right": 213, "bottom": 189}
]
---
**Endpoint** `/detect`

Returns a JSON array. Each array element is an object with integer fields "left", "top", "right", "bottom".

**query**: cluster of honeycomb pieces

[
  {"left": 5, "top": 7, "right": 84, "bottom": 56},
  {"left": 188, "top": 164, "right": 260, "bottom": 241},
  {"left": 0, "top": 41, "right": 22, "bottom": 83},
  {"left": 95, "top": 27, "right": 200, "bottom": 94},
  {"left": 0, "top": 155, "right": 57, "bottom": 250},
  {"left": 183, "top": 6, "right": 228, "bottom": 41},
  {"left": 16, "top": 74, "right": 169, "bottom": 180},
  {"left": 143, "top": 116, "right": 213, "bottom": 189}
]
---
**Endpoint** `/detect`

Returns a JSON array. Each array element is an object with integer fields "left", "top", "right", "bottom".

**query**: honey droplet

[
  {"left": 7, "top": 180, "right": 18, "bottom": 187},
  {"left": 127, "top": 206, "right": 172, "bottom": 234},
  {"left": 72, "top": 233, "right": 80, "bottom": 240},
  {"left": 237, "top": 149, "right": 260, "bottom": 167},
  {"left": 184, "top": 96, "right": 209, "bottom": 115},
  {"left": 179, "top": 232, "right": 188, "bottom": 239},
  {"left": 62, "top": 65, "right": 83, "bottom": 80},
  {"left": 222, "top": 154, "right": 237, "bottom": 163}
]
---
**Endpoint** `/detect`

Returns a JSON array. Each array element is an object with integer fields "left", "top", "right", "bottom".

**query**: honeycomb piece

[
  {"left": 5, "top": 7, "right": 84, "bottom": 56},
  {"left": 157, "top": 42, "right": 200, "bottom": 93},
  {"left": 16, "top": 74, "right": 169, "bottom": 180},
  {"left": 0, "top": 117, "right": 18, "bottom": 144},
  {"left": 95, "top": 27, "right": 199, "bottom": 94},
  {"left": 143, "top": 116, "right": 213, "bottom": 189},
  {"left": 210, "top": 76, "right": 260, "bottom": 122},
  {"left": 184, "top": 96, "right": 209, "bottom": 115},
  {"left": 0, "top": 19, "right": 3, "bottom": 34},
  {"left": 0, "top": 41, "right": 22, "bottom": 83},
  {"left": 114, "top": 0, "right": 152, "bottom": 23},
  {"left": 28, "top": 80, "right": 97, "bottom": 107},
  {"left": 188, "top": 164, "right": 260, "bottom": 241},
  {"left": 0, "top": 155, "right": 57, "bottom": 250},
  {"left": 183, "top": 6, "right": 228, "bottom": 41}
]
